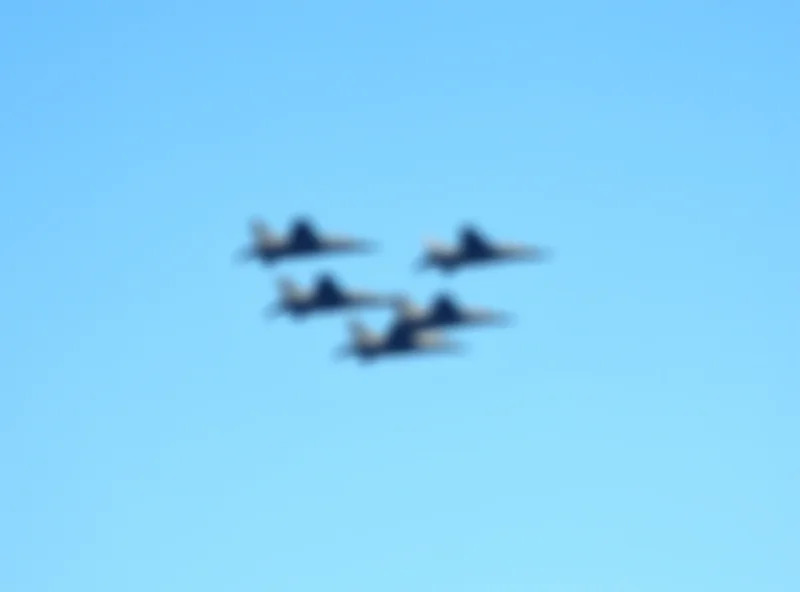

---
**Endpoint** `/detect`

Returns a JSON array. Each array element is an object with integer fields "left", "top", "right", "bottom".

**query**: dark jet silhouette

[
  {"left": 236, "top": 216, "right": 375, "bottom": 265},
  {"left": 265, "top": 273, "right": 397, "bottom": 320},
  {"left": 391, "top": 292, "right": 512, "bottom": 331},
  {"left": 416, "top": 224, "right": 549, "bottom": 273},
  {"left": 333, "top": 319, "right": 463, "bottom": 363}
]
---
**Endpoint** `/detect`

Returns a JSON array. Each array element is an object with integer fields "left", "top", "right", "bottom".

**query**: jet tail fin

[
  {"left": 278, "top": 277, "right": 301, "bottom": 300},
  {"left": 250, "top": 217, "right": 276, "bottom": 243},
  {"left": 424, "top": 237, "right": 449, "bottom": 253},
  {"left": 348, "top": 319, "right": 374, "bottom": 345},
  {"left": 392, "top": 295, "right": 423, "bottom": 319}
]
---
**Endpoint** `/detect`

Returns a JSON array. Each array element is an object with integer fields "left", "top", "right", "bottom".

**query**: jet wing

[
  {"left": 315, "top": 274, "right": 344, "bottom": 303},
  {"left": 459, "top": 225, "right": 493, "bottom": 257},
  {"left": 383, "top": 322, "right": 417, "bottom": 349},
  {"left": 287, "top": 218, "right": 321, "bottom": 250},
  {"left": 430, "top": 294, "right": 460, "bottom": 321}
]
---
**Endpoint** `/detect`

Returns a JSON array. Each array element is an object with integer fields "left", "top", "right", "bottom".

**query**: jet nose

[
  {"left": 493, "top": 311, "right": 514, "bottom": 326},
  {"left": 354, "top": 239, "right": 378, "bottom": 252},
  {"left": 475, "top": 309, "right": 514, "bottom": 326},
  {"left": 530, "top": 246, "right": 553, "bottom": 262}
]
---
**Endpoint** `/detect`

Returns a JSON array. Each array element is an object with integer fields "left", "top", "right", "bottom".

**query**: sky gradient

[{"left": 2, "top": 2, "right": 798, "bottom": 591}]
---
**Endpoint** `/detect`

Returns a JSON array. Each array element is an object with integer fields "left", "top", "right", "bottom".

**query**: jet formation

[{"left": 236, "top": 216, "right": 549, "bottom": 363}]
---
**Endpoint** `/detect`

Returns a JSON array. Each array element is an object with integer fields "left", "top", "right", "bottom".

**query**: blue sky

[{"left": 1, "top": 1, "right": 798, "bottom": 590}]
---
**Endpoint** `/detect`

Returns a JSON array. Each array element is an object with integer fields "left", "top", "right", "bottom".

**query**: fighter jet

[
  {"left": 333, "top": 319, "right": 463, "bottom": 363},
  {"left": 415, "top": 224, "right": 548, "bottom": 273},
  {"left": 265, "top": 273, "right": 397, "bottom": 319},
  {"left": 236, "top": 216, "right": 375, "bottom": 265},
  {"left": 391, "top": 292, "right": 512, "bottom": 331}
]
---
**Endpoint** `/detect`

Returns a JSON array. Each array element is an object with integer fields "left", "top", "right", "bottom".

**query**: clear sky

[{"left": 2, "top": 1, "right": 798, "bottom": 590}]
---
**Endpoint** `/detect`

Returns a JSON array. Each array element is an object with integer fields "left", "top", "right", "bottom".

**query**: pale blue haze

[{"left": 1, "top": 1, "right": 798, "bottom": 591}]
